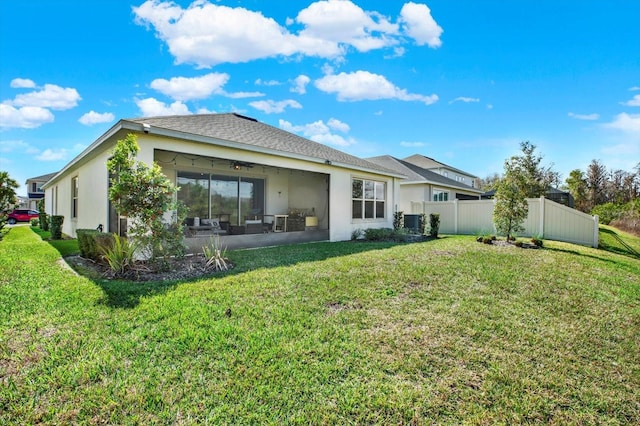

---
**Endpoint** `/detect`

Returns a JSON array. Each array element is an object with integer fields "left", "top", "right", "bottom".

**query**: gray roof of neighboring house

[
  {"left": 25, "top": 172, "right": 58, "bottom": 184},
  {"left": 403, "top": 154, "right": 479, "bottom": 178},
  {"left": 367, "top": 155, "right": 482, "bottom": 193},
  {"left": 126, "top": 113, "right": 402, "bottom": 177}
]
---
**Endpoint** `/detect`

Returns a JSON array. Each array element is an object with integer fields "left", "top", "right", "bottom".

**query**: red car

[{"left": 6, "top": 209, "right": 40, "bottom": 224}]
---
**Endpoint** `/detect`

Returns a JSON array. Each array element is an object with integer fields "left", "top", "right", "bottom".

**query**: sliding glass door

[{"left": 177, "top": 171, "right": 265, "bottom": 225}]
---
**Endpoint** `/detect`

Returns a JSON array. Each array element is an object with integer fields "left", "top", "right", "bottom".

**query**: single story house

[
  {"left": 366, "top": 155, "right": 483, "bottom": 213},
  {"left": 42, "top": 113, "right": 404, "bottom": 249}
]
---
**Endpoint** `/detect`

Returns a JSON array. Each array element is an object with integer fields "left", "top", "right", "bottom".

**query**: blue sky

[{"left": 1, "top": 0, "right": 639, "bottom": 196}]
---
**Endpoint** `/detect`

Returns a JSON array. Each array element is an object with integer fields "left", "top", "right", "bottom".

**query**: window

[
  {"left": 71, "top": 177, "right": 79, "bottom": 218},
  {"left": 433, "top": 189, "right": 449, "bottom": 202},
  {"left": 352, "top": 178, "right": 385, "bottom": 219}
]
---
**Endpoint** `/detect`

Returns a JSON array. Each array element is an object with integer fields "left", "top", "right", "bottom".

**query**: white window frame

[{"left": 352, "top": 178, "right": 386, "bottom": 220}]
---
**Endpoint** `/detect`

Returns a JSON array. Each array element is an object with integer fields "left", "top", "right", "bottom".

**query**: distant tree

[
  {"left": 564, "top": 169, "right": 589, "bottom": 212},
  {"left": 0, "top": 171, "right": 19, "bottom": 213},
  {"left": 586, "top": 159, "right": 607, "bottom": 210},
  {"left": 479, "top": 172, "right": 502, "bottom": 192},
  {"left": 493, "top": 155, "right": 528, "bottom": 240},
  {"left": 517, "top": 141, "right": 557, "bottom": 197}
]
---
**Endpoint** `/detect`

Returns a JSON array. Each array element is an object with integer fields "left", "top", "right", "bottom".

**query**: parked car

[{"left": 7, "top": 209, "right": 40, "bottom": 224}]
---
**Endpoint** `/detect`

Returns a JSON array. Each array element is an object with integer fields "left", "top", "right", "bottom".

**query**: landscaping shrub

[
  {"left": 38, "top": 198, "right": 49, "bottom": 231},
  {"left": 49, "top": 215, "right": 64, "bottom": 240},
  {"left": 419, "top": 213, "right": 427, "bottom": 235},
  {"left": 76, "top": 229, "right": 100, "bottom": 260},
  {"left": 101, "top": 234, "right": 137, "bottom": 275},
  {"left": 429, "top": 213, "right": 440, "bottom": 238},
  {"left": 95, "top": 233, "right": 115, "bottom": 257},
  {"left": 30, "top": 218, "right": 39, "bottom": 227},
  {"left": 364, "top": 227, "right": 408, "bottom": 242},
  {"left": 393, "top": 211, "right": 404, "bottom": 230}
]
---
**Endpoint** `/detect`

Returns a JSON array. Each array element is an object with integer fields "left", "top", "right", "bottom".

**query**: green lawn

[{"left": 1, "top": 226, "right": 639, "bottom": 424}]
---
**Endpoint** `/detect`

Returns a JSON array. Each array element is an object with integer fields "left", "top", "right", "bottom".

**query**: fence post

[
  {"left": 539, "top": 196, "right": 545, "bottom": 237},
  {"left": 453, "top": 199, "right": 458, "bottom": 234},
  {"left": 593, "top": 215, "right": 599, "bottom": 248}
]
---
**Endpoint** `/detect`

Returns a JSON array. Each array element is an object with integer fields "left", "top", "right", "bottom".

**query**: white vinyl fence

[{"left": 410, "top": 197, "right": 599, "bottom": 247}]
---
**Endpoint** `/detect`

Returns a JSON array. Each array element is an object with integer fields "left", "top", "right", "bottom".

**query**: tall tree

[
  {"left": 0, "top": 171, "right": 19, "bottom": 213},
  {"left": 517, "top": 141, "right": 557, "bottom": 197},
  {"left": 564, "top": 169, "right": 589, "bottom": 212},
  {"left": 586, "top": 159, "right": 607, "bottom": 210}
]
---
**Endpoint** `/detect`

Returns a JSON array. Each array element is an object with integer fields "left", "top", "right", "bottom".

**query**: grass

[{"left": 1, "top": 226, "right": 639, "bottom": 424}]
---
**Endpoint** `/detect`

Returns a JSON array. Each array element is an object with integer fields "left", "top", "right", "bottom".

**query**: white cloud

[
  {"left": 314, "top": 70, "right": 438, "bottom": 105},
  {"left": 10, "top": 78, "right": 36, "bottom": 89},
  {"left": 36, "top": 148, "right": 68, "bottom": 161},
  {"left": 150, "top": 73, "right": 229, "bottom": 101},
  {"left": 279, "top": 118, "right": 356, "bottom": 147},
  {"left": 225, "top": 91, "right": 265, "bottom": 99},
  {"left": 78, "top": 110, "right": 115, "bottom": 125},
  {"left": 295, "top": 1, "right": 399, "bottom": 53},
  {"left": 255, "top": 79, "right": 281, "bottom": 86},
  {"left": 449, "top": 97, "right": 479, "bottom": 104},
  {"left": 604, "top": 113, "right": 640, "bottom": 133},
  {"left": 12, "top": 84, "right": 81, "bottom": 110},
  {"left": 629, "top": 86, "right": 640, "bottom": 91},
  {"left": 0, "top": 104, "right": 55, "bottom": 129},
  {"left": 249, "top": 99, "right": 302, "bottom": 114},
  {"left": 620, "top": 94, "right": 640, "bottom": 107},
  {"left": 133, "top": 0, "right": 442, "bottom": 67},
  {"left": 399, "top": 2, "right": 443, "bottom": 48},
  {"left": 291, "top": 75, "right": 311, "bottom": 94},
  {"left": 327, "top": 117, "right": 349, "bottom": 133},
  {"left": 400, "top": 141, "right": 426, "bottom": 148},
  {"left": 135, "top": 97, "right": 191, "bottom": 116},
  {"left": 568, "top": 112, "right": 600, "bottom": 121}
]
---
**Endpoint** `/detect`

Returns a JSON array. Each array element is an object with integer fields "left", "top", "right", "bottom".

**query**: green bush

[
  {"left": 30, "top": 218, "right": 39, "bottom": 227},
  {"left": 429, "top": 213, "right": 440, "bottom": 238},
  {"left": 592, "top": 203, "right": 624, "bottom": 225},
  {"left": 101, "top": 234, "right": 137, "bottom": 275},
  {"left": 76, "top": 229, "right": 101, "bottom": 260},
  {"left": 364, "top": 227, "right": 408, "bottom": 242},
  {"left": 95, "top": 233, "right": 115, "bottom": 258},
  {"left": 38, "top": 199, "right": 49, "bottom": 231},
  {"left": 393, "top": 211, "right": 404, "bottom": 231},
  {"left": 49, "top": 215, "right": 64, "bottom": 240}
]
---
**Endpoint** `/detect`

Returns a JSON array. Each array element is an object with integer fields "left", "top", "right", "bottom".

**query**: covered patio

[{"left": 154, "top": 149, "right": 331, "bottom": 251}]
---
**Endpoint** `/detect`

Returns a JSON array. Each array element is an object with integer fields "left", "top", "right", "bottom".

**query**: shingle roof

[
  {"left": 126, "top": 113, "right": 400, "bottom": 176},
  {"left": 367, "top": 155, "right": 482, "bottom": 192},
  {"left": 26, "top": 172, "right": 58, "bottom": 183}
]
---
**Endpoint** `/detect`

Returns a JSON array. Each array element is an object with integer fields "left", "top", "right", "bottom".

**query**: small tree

[
  {"left": 493, "top": 157, "right": 528, "bottom": 240},
  {"left": 0, "top": 171, "right": 19, "bottom": 213},
  {"left": 37, "top": 198, "right": 49, "bottom": 231},
  {"left": 106, "top": 133, "right": 186, "bottom": 266}
]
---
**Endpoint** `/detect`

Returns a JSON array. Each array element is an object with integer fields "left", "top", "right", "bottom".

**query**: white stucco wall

[
  {"left": 44, "top": 146, "right": 114, "bottom": 237},
  {"left": 45, "top": 130, "right": 400, "bottom": 241}
]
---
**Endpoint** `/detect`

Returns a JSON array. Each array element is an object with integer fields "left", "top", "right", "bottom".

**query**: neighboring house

[
  {"left": 403, "top": 154, "right": 479, "bottom": 189},
  {"left": 366, "top": 155, "right": 483, "bottom": 214},
  {"left": 482, "top": 187, "right": 575, "bottom": 208},
  {"left": 42, "top": 113, "right": 404, "bottom": 248},
  {"left": 25, "top": 172, "right": 57, "bottom": 210}
]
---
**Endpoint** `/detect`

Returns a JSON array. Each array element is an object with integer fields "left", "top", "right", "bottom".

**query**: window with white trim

[
  {"left": 433, "top": 189, "right": 449, "bottom": 202},
  {"left": 352, "top": 178, "right": 386, "bottom": 219},
  {"left": 71, "top": 176, "right": 79, "bottom": 218}
]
